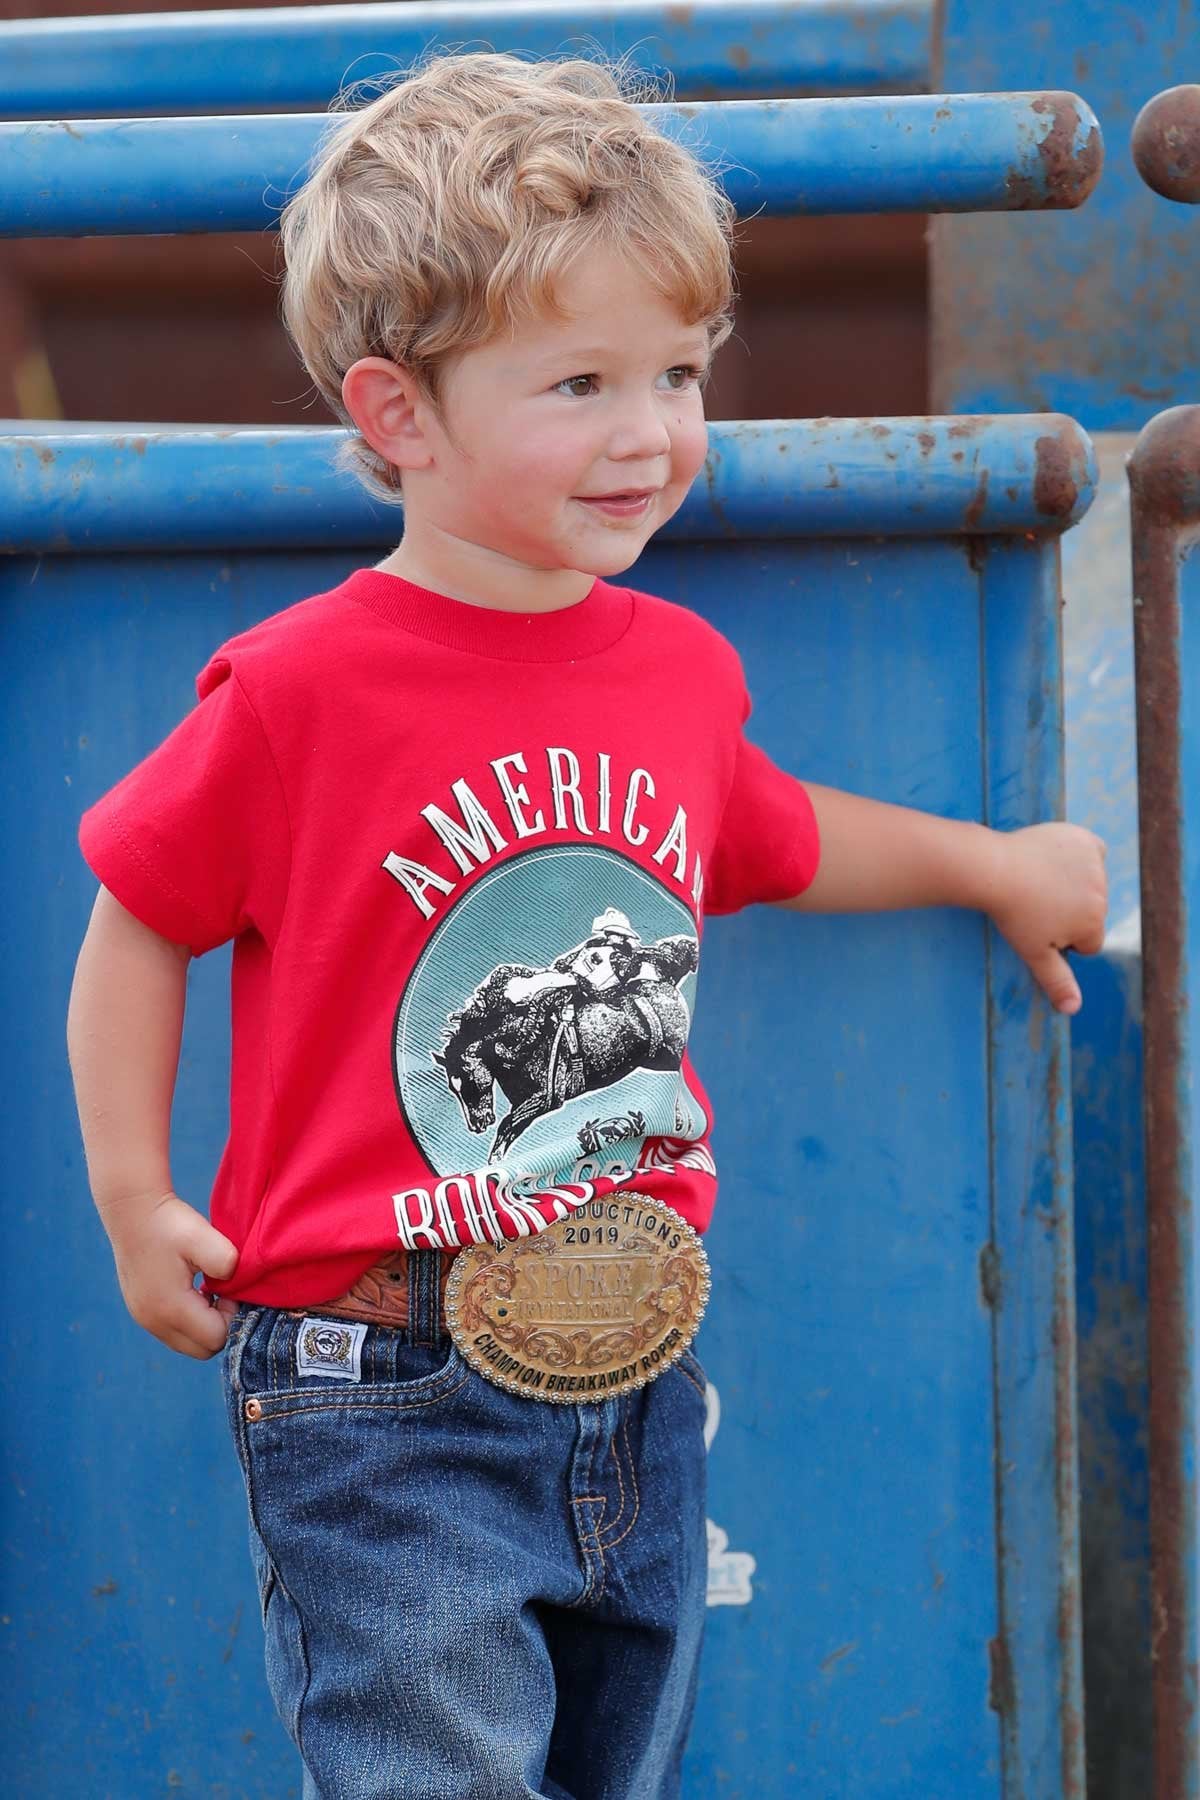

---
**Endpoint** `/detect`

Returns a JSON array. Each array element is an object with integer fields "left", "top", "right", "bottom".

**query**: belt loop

[{"left": 410, "top": 1250, "right": 439, "bottom": 1345}]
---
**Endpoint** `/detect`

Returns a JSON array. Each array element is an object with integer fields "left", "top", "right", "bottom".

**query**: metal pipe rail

[
  {"left": 0, "top": 415, "right": 1096, "bottom": 554},
  {"left": 0, "top": 0, "right": 933, "bottom": 118},
  {"left": 1128, "top": 404, "right": 1200, "bottom": 1800},
  {"left": 0, "top": 91, "right": 1102, "bottom": 238}
]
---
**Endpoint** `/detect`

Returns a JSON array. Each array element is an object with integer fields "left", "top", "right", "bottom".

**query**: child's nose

[{"left": 608, "top": 399, "right": 673, "bottom": 461}]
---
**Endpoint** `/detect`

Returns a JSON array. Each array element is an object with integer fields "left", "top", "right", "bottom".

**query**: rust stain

[
  {"left": 726, "top": 44, "right": 750, "bottom": 71},
  {"left": 1033, "top": 429, "right": 1081, "bottom": 522},
  {"left": 1034, "top": 93, "right": 1104, "bottom": 209},
  {"left": 917, "top": 431, "right": 936, "bottom": 454},
  {"left": 1131, "top": 84, "right": 1200, "bottom": 204},
  {"left": 820, "top": 1641, "right": 859, "bottom": 1673},
  {"left": 987, "top": 1634, "right": 1015, "bottom": 1716},
  {"left": 964, "top": 469, "right": 990, "bottom": 532},
  {"left": 1006, "top": 94, "right": 1103, "bottom": 211}
]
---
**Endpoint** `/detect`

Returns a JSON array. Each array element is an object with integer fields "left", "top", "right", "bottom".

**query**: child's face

[{"left": 402, "top": 245, "right": 712, "bottom": 585}]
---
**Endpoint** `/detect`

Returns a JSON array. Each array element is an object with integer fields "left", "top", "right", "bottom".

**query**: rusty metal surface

[
  {"left": 1128, "top": 404, "right": 1200, "bottom": 1800},
  {"left": 1132, "top": 86, "right": 1200, "bottom": 206},
  {"left": 1005, "top": 92, "right": 1104, "bottom": 211}
]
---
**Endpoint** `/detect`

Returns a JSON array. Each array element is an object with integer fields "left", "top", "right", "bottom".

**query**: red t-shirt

[{"left": 78, "top": 570, "right": 820, "bottom": 1307}]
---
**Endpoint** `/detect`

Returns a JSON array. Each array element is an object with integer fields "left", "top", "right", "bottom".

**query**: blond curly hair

[{"left": 277, "top": 50, "right": 737, "bottom": 504}]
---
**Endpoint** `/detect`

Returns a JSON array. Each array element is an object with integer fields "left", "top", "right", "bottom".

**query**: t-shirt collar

[{"left": 343, "top": 567, "right": 634, "bottom": 663}]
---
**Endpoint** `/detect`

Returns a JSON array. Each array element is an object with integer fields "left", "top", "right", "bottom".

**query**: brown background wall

[{"left": 0, "top": 0, "right": 928, "bottom": 426}]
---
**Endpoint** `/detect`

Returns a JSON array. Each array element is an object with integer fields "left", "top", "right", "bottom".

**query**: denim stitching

[
  {"left": 245, "top": 1370, "right": 471, "bottom": 1422},
  {"left": 567, "top": 1410, "right": 606, "bottom": 1608},
  {"left": 570, "top": 1499, "right": 606, "bottom": 1606},
  {"left": 596, "top": 1415, "right": 629, "bottom": 1547},
  {"left": 600, "top": 1405, "right": 642, "bottom": 1553}
]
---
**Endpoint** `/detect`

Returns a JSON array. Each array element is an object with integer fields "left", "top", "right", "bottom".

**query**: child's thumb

[
  {"left": 1029, "top": 947, "right": 1081, "bottom": 1016},
  {"left": 193, "top": 1225, "right": 239, "bottom": 1282}
]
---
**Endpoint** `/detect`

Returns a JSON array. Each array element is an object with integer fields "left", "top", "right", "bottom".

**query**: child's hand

[
  {"left": 986, "top": 823, "right": 1108, "bottom": 1015},
  {"left": 100, "top": 1189, "right": 239, "bottom": 1360}
]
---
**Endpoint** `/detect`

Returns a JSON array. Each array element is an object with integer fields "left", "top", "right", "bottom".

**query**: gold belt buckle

[{"left": 445, "top": 1191, "right": 710, "bottom": 1403}]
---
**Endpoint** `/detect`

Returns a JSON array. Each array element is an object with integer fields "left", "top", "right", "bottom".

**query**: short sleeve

[
  {"left": 703, "top": 684, "right": 821, "bottom": 917},
  {"left": 77, "top": 656, "right": 291, "bottom": 956}
]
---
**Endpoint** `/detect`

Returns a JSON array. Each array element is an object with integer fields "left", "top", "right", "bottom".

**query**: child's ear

[{"left": 341, "top": 357, "right": 436, "bottom": 472}]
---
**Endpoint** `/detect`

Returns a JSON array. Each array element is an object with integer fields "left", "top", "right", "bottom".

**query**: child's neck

[{"left": 373, "top": 538, "right": 596, "bottom": 615}]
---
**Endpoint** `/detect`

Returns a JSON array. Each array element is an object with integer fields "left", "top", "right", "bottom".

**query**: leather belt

[{"left": 291, "top": 1248, "right": 457, "bottom": 1331}]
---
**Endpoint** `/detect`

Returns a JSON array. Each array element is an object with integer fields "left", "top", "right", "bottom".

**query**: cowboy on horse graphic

[{"left": 430, "top": 908, "right": 699, "bottom": 1159}]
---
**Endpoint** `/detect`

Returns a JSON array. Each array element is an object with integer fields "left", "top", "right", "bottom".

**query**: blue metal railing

[
  {"left": 0, "top": 416, "right": 1096, "bottom": 553},
  {"left": 0, "top": 0, "right": 933, "bottom": 118},
  {"left": 0, "top": 92, "right": 1102, "bottom": 237}
]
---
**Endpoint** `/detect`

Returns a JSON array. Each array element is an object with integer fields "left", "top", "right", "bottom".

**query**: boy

[{"left": 66, "top": 51, "right": 1107, "bottom": 1800}]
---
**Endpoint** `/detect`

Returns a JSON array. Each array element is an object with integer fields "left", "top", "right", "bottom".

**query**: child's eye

[
  {"left": 554, "top": 374, "right": 598, "bottom": 398},
  {"left": 660, "top": 365, "right": 707, "bottom": 391}
]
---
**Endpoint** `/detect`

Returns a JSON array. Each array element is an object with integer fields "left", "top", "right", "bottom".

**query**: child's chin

[{"left": 574, "top": 543, "right": 650, "bottom": 578}]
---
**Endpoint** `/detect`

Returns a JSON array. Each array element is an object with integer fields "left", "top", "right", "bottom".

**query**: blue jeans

[{"left": 219, "top": 1253, "right": 709, "bottom": 1800}]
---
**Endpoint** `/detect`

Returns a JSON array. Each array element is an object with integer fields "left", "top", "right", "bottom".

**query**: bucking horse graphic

[{"left": 430, "top": 907, "right": 699, "bottom": 1159}]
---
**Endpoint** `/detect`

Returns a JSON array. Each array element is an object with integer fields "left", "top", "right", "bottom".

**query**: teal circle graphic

[{"left": 394, "top": 845, "right": 708, "bottom": 1180}]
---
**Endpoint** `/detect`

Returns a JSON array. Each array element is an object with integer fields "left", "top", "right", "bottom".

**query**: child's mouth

[{"left": 575, "top": 491, "right": 656, "bottom": 519}]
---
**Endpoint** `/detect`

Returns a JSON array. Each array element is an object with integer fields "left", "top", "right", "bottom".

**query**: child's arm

[
  {"left": 777, "top": 784, "right": 1108, "bottom": 1016},
  {"left": 66, "top": 885, "right": 239, "bottom": 1359}
]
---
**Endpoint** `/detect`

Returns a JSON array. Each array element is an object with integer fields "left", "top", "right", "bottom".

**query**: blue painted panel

[
  {"left": 934, "top": 1, "right": 1200, "bottom": 432},
  {"left": 0, "top": 0, "right": 933, "bottom": 117},
  {"left": 2, "top": 415, "right": 1087, "bottom": 1794},
  {"left": 0, "top": 91, "right": 1101, "bottom": 237}
]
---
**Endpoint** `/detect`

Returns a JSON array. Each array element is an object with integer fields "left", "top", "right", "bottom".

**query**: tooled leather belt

[{"left": 288, "top": 1248, "right": 458, "bottom": 1330}]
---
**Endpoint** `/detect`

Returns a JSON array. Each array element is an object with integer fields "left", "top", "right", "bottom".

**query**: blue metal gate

[{"left": 1, "top": 71, "right": 1103, "bottom": 1799}]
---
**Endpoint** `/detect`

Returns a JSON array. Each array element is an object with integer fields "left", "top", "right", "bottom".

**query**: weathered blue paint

[
  {"left": 0, "top": 90, "right": 1102, "bottom": 238},
  {"left": 0, "top": 415, "right": 1097, "bottom": 554},
  {"left": 4, "top": 413, "right": 1091, "bottom": 1795},
  {"left": 933, "top": 2, "right": 1199, "bottom": 430},
  {"left": 1127, "top": 405, "right": 1200, "bottom": 1800},
  {"left": 977, "top": 532, "right": 1086, "bottom": 1794},
  {"left": 0, "top": 0, "right": 933, "bottom": 117}
]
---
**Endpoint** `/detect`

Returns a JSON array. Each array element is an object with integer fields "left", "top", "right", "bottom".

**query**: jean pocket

[{"left": 237, "top": 1313, "right": 471, "bottom": 1419}]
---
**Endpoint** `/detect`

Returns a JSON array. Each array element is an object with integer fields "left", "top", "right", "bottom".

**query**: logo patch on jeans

[{"left": 296, "top": 1318, "right": 367, "bottom": 1381}]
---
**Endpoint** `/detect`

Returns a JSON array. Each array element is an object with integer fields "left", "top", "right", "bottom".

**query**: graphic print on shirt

[{"left": 392, "top": 845, "right": 709, "bottom": 1198}]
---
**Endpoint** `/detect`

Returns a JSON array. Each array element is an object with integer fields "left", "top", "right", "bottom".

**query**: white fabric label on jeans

[{"left": 296, "top": 1317, "right": 368, "bottom": 1381}]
